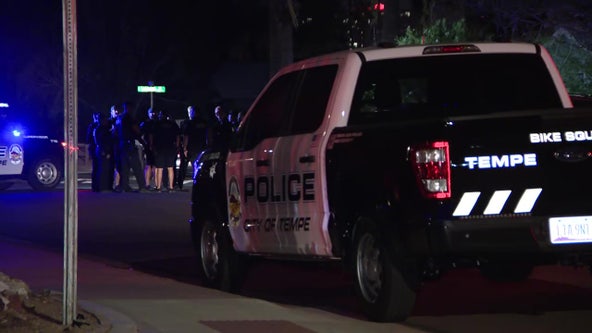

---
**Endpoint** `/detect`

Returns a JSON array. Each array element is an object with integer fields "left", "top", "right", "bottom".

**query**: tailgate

[{"left": 448, "top": 108, "right": 592, "bottom": 224}]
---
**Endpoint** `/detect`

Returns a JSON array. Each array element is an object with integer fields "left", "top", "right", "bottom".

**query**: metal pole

[
  {"left": 150, "top": 91, "right": 154, "bottom": 110},
  {"left": 62, "top": 0, "right": 78, "bottom": 327}
]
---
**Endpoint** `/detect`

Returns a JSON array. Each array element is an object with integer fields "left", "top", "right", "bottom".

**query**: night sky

[
  {"left": 0, "top": 0, "right": 270, "bottom": 135},
  {"left": 0, "top": 0, "right": 590, "bottom": 138}
]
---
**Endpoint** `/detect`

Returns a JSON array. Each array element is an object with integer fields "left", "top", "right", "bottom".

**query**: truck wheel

[
  {"left": 192, "top": 212, "right": 245, "bottom": 293},
  {"left": 352, "top": 219, "right": 416, "bottom": 322},
  {"left": 479, "top": 261, "right": 533, "bottom": 282},
  {"left": 27, "top": 158, "right": 62, "bottom": 190}
]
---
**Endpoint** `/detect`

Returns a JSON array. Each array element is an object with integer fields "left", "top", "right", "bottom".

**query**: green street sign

[{"left": 137, "top": 85, "right": 166, "bottom": 93}]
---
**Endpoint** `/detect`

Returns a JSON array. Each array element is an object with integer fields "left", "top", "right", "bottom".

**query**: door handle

[
  {"left": 299, "top": 155, "right": 315, "bottom": 163},
  {"left": 256, "top": 159, "right": 270, "bottom": 167}
]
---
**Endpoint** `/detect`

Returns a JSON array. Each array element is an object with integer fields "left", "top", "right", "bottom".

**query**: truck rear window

[{"left": 349, "top": 53, "right": 563, "bottom": 125}]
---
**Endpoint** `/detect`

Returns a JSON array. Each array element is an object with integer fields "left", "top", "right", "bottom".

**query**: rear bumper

[{"left": 427, "top": 216, "right": 592, "bottom": 262}]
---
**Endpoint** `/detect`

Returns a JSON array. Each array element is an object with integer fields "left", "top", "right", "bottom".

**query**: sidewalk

[{"left": 0, "top": 237, "right": 427, "bottom": 333}]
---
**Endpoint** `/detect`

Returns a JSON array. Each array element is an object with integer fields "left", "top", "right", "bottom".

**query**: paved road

[{"left": 1, "top": 169, "right": 592, "bottom": 332}]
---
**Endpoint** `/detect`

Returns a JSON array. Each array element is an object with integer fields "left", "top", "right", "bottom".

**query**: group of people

[{"left": 86, "top": 103, "right": 235, "bottom": 193}]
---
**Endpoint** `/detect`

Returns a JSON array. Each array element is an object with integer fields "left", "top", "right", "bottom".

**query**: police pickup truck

[
  {"left": 0, "top": 120, "right": 64, "bottom": 190},
  {"left": 189, "top": 42, "right": 592, "bottom": 322}
]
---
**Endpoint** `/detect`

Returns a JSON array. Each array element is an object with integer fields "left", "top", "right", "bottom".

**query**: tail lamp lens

[{"left": 411, "top": 141, "right": 451, "bottom": 199}]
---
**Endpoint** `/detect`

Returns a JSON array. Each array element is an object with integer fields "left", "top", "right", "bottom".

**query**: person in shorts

[{"left": 150, "top": 111, "right": 180, "bottom": 192}]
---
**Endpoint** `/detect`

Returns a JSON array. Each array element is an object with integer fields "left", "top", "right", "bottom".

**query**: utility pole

[{"left": 149, "top": 81, "right": 154, "bottom": 110}]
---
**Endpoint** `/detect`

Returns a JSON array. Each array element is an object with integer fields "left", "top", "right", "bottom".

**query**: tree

[
  {"left": 464, "top": 0, "right": 592, "bottom": 95},
  {"left": 269, "top": 0, "right": 296, "bottom": 77},
  {"left": 397, "top": 18, "right": 468, "bottom": 45}
]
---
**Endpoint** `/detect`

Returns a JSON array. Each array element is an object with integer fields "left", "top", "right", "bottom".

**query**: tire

[
  {"left": 352, "top": 218, "right": 417, "bottom": 322},
  {"left": 479, "top": 261, "right": 534, "bottom": 282},
  {"left": 27, "top": 158, "right": 62, "bottom": 191},
  {"left": 191, "top": 210, "right": 246, "bottom": 293}
]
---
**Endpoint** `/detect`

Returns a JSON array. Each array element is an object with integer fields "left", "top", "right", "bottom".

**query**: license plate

[{"left": 549, "top": 216, "right": 592, "bottom": 244}]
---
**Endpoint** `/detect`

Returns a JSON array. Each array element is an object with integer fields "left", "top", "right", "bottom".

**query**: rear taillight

[{"left": 410, "top": 141, "right": 451, "bottom": 199}]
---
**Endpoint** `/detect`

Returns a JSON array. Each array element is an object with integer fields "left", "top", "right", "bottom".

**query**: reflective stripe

[
  {"left": 483, "top": 190, "right": 512, "bottom": 215},
  {"left": 452, "top": 188, "right": 542, "bottom": 217},
  {"left": 452, "top": 192, "right": 481, "bottom": 216},
  {"left": 514, "top": 188, "right": 542, "bottom": 213}
]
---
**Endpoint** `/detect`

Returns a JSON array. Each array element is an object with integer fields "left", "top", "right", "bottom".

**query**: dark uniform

[
  {"left": 177, "top": 115, "right": 208, "bottom": 189},
  {"left": 86, "top": 112, "right": 100, "bottom": 192},
  {"left": 140, "top": 114, "right": 157, "bottom": 188},
  {"left": 93, "top": 114, "right": 115, "bottom": 192},
  {"left": 208, "top": 119, "right": 234, "bottom": 151},
  {"left": 114, "top": 105, "right": 146, "bottom": 192}
]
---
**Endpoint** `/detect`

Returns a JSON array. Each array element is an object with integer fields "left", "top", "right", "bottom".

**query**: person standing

[
  {"left": 227, "top": 110, "right": 242, "bottom": 132},
  {"left": 93, "top": 113, "right": 115, "bottom": 192},
  {"left": 86, "top": 112, "right": 101, "bottom": 192},
  {"left": 140, "top": 107, "right": 158, "bottom": 190},
  {"left": 177, "top": 105, "right": 208, "bottom": 190},
  {"left": 113, "top": 103, "right": 147, "bottom": 192},
  {"left": 109, "top": 105, "right": 121, "bottom": 190},
  {"left": 150, "top": 111, "right": 180, "bottom": 192},
  {"left": 207, "top": 104, "right": 234, "bottom": 150}
]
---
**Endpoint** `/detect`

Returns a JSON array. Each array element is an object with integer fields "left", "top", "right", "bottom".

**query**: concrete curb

[{"left": 79, "top": 300, "right": 139, "bottom": 333}]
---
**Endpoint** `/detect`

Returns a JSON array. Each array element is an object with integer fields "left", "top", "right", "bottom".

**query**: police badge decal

[
  {"left": 9, "top": 144, "right": 23, "bottom": 165},
  {"left": 228, "top": 177, "right": 241, "bottom": 227}
]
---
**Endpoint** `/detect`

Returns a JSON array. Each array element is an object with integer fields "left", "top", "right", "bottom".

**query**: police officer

[
  {"left": 87, "top": 112, "right": 101, "bottom": 192},
  {"left": 140, "top": 107, "right": 158, "bottom": 190},
  {"left": 93, "top": 113, "right": 115, "bottom": 192},
  {"left": 113, "top": 103, "right": 147, "bottom": 192},
  {"left": 207, "top": 104, "right": 234, "bottom": 150},
  {"left": 109, "top": 105, "right": 121, "bottom": 190},
  {"left": 177, "top": 105, "right": 208, "bottom": 190}
]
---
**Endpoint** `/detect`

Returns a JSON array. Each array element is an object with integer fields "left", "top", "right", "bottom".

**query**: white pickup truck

[{"left": 189, "top": 42, "right": 592, "bottom": 322}]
